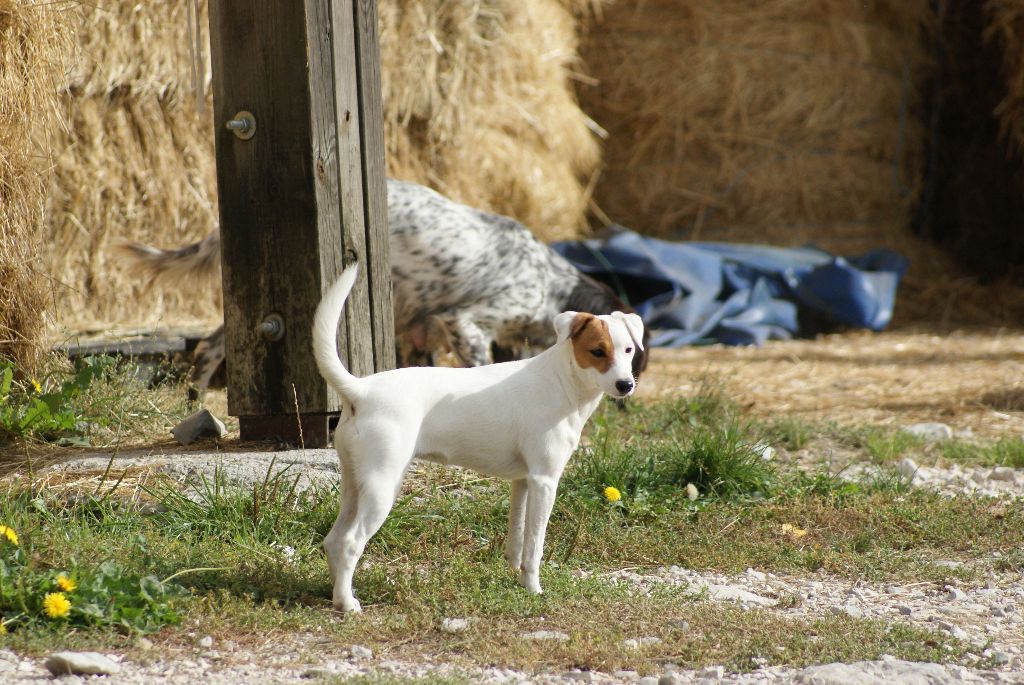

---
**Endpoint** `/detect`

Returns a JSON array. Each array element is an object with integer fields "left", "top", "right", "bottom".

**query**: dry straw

[
  {"left": 379, "top": 0, "right": 602, "bottom": 241},
  {"left": 37, "top": 0, "right": 602, "bottom": 337},
  {"left": 40, "top": 1, "right": 222, "bottom": 335},
  {"left": 579, "top": 0, "right": 931, "bottom": 251},
  {"left": 0, "top": 0, "right": 71, "bottom": 370},
  {"left": 578, "top": 0, "right": 1024, "bottom": 326},
  {"left": 987, "top": 0, "right": 1024, "bottom": 156}
]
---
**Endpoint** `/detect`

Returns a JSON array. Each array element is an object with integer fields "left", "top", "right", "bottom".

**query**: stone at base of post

[{"left": 238, "top": 413, "right": 334, "bottom": 448}]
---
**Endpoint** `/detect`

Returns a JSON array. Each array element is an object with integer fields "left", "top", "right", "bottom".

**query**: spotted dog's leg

[
  {"left": 187, "top": 325, "right": 225, "bottom": 400},
  {"left": 440, "top": 312, "right": 493, "bottom": 367}
]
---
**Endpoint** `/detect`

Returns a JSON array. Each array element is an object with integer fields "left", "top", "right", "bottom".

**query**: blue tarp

[{"left": 552, "top": 230, "right": 908, "bottom": 347}]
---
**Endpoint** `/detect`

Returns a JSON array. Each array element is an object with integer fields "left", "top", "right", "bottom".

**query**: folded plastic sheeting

[{"left": 552, "top": 230, "right": 908, "bottom": 347}]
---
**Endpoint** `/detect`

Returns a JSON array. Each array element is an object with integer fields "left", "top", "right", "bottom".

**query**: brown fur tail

[{"left": 114, "top": 234, "right": 222, "bottom": 288}]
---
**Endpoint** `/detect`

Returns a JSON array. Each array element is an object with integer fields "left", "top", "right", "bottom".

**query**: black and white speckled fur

[
  {"left": 117, "top": 179, "right": 648, "bottom": 391},
  {"left": 388, "top": 180, "right": 648, "bottom": 375}
]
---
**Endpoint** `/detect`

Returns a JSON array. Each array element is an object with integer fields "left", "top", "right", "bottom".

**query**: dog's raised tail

[{"left": 312, "top": 265, "right": 362, "bottom": 399}]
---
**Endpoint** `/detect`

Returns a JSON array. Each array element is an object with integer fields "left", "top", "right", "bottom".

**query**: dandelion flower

[
  {"left": 603, "top": 486, "right": 622, "bottom": 502},
  {"left": 30, "top": 378, "right": 42, "bottom": 394},
  {"left": 56, "top": 574, "right": 76, "bottom": 592},
  {"left": 43, "top": 593, "right": 71, "bottom": 619},
  {"left": 781, "top": 523, "right": 808, "bottom": 538},
  {"left": 0, "top": 526, "right": 17, "bottom": 546}
]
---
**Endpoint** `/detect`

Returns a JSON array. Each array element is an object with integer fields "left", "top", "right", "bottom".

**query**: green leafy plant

[
  {"left": 0, "top": 356, "right": 116, "bottom": 445},
  {"left": 0, "top": 523, "right": 184, "bottom": 634}
]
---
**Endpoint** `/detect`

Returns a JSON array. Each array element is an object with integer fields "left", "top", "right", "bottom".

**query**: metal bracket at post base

[{"left": 238, "top": 413, "right": 336, "bottom": 448}]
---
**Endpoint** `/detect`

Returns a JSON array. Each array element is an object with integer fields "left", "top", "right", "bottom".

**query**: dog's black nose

[{"left": 615, "top": 379, "right": 634, "bottom": 395}]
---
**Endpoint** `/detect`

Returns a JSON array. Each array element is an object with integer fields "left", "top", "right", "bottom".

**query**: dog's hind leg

[
  {"left": 324, "top": 433, "right": 411, "bottom": 612},
  {"left": 504, "top": 478, "right": 528, "bottom": 572}
]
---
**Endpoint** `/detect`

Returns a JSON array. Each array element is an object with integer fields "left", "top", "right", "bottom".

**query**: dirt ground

[{"left": 638, "top": 327, "right": 1024, "bottom": 438}]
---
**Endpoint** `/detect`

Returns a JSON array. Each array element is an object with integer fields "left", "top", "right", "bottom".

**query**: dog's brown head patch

[{"left": 568, "top": 313, "right": 614, "bottom": 373}]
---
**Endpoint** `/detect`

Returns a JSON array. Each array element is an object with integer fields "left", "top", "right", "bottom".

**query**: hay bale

[
  {"left": 39, "top": 0, "right": 601, "bottom": 336},
  {"left": 578, "top": 0, "right": 932, "bottom": 255},
  {"left": 41, "top": 2, "right": 221, "bottom": 335},
  {"left": 379, "top": 0, "right": 602, "bottom": 241},
  {"left": 0, "top": 1, "right": 71, "bottom": 369}
]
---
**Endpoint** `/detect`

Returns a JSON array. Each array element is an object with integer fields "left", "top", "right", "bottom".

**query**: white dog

[{"left": 313, "top": 265, "right": 644, "bottom": 612}]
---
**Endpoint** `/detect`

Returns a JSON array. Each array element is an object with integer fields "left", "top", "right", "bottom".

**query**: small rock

[
  {"left": 686, "top": 483, "right": 699, "bottom": 501},
  {"left": 614, "top": 671, "right": 639, "bottom": 680},
  {"left": 639, "top": 678, "right": 660, "bottom": 685},
  {"left": 829, "top": 605, "right": 863, "bottom": 619},
  {"left": 897, "top": 457, "right": 919, "bottom": 479},
  {"left": 697, "top": 665, "right": 725, "bottom": 679},
  {"left": 349, "top": 644, "right": 373, "bottom": 660},
  {"left": 904, "top": 422, "right": 953, "bottom": 441},
  {"left": 932, "top": 559, "right": 964, "bottom": 570},
  {"left": 440, "top": 617, "right": 469, "bottom": 634},
  {"left": 936, "top": 621, "right": 969, "bottom": 640},
  {"left": 303, "top": 667, "right": 333, "bottom": 679},
  {"left": 658, "top": 675, "right": 682, "bottom": 685},
  {"left": 44, "top": 652, "right": 122, "bottom": 677},
  {"left": 198, "top": 635, "right": 214, "bottom": 648},
  {"left": 520, "top": 630, "right": 570, "bottom": 642},
  {"left": 990, "top": 466, "right": 1017, "bottom": 482},
  {"left": 945, "top": 586, "right": 966, "bottom": 601},
  {"left": 991, "top": 651, "right": 1012, "bottom": 666},
  {"left": 667, "top": 619, "right": 690, "bottom": 631},
  {"left": 135, "top": 637, "right": 154, "bottom": 651},
  {"left": 171, "top": 409, "right": 228, "bottom": 445},
  {"left": 564, "top": 670, "right": 594, "bottom": 682},
  {"left": 992, "top": 607, "right": 1007, "bottom": 617},
  {"left": 746, "top": 568, "right": 767, "bottom": 582},
  {"left": 896, "top": 605, "right": 914, "bottom": 616},
  {"left": 704, "top": 584, "right": 776, "bottom": 607},
  {"left": 755, "top": 443, "right": 775, "bottom": 461},
  {"left": 622, "top": 638, "right": 641, "bottom": 650}
]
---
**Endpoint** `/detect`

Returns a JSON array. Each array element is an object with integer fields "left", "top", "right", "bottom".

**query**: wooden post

[{"left": 208, "top": 0, "right": 393, "bottom": 447}]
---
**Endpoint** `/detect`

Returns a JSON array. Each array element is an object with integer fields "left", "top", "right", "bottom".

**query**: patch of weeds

[
  {"left": 564, "top": 394, "right": 774, "bottom": 513},
  {"left": 860, "top": 428, "right": 923, "bottom": 464},
  {"left": 0, "top": 356, "right": 116, "bottom": 446},
  {"left": 0, "top": 352, "right": 197, "bottom": 451},
  {"left": 761, "top": 417, "right": 815, "bottom": 451},
  {"left": 940, "top": 437, "right": 1024, "bottom": 468},
  {"left": 0, "top": 515, "right": 183, "bottom": 636}
]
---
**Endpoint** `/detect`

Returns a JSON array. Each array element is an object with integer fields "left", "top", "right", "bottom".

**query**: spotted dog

[{"left": 117, "top": 179, "right": 648, "bottom": 391}]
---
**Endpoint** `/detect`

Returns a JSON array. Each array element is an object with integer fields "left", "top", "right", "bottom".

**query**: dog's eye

[
  {"left": 625, "top": 347, "right": 633, "bottom": 354},
  {"left": 590, "top": 348, "right": 606, "bottom": 358}
]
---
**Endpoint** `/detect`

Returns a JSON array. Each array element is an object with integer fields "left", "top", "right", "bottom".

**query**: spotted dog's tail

[
  {"left": 312, "top": 265, "right": 364, "bottom": 401},
  {"left": 115, "top": 234, "right": 221, "bottom": 288}
]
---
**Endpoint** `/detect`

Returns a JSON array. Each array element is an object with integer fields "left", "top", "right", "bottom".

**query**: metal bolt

[
  {"left": 257, "top": 313, "right": 285, "bottom": 342},
  {"left": 226, "top": 110, "right": 256, "bottom": 140}
]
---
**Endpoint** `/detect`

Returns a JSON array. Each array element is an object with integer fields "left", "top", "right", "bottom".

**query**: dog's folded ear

[
  {"left": 610, "top": 311, "right": 645, "bottom": 351},
  {"left": 553, "top": 311, "right": 579, "bottom": 342}
]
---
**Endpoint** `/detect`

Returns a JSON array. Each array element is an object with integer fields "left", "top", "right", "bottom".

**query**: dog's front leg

[
  {"left": 519, "top": 474, "right": 560, "bottom": 594},
  {"left": 504, "top": 478, "right": 528, "bottom": 572}
]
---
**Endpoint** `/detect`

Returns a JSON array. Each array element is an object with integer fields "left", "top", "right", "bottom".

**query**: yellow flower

[
  {"left": 56, "top": 574, "right": 76, "bottom": 592},
  {"left": 0, "top": 621, "right": 7, "bottom": 635},
  {"left": 603, "top": 486, "right": 622, "bottom": 502},
  {"left": 781, "top": 523, "right": 808, "bottom": 538},
  {"left": 30, "top": 378, "right": 42, "bottom": 394},
  {"left": 0, "top": 526, "right": 18, "bottom": 546},
  {"left": 43, "top": 592, "right": 71, "bottom": 619}
]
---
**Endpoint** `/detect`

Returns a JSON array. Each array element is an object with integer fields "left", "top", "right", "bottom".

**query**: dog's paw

[
  {"left": 519, "top": 571, "right": 543, "bottom": 595},
  {"left": 333, "top": 596, "right": 362, "bottom": 613}
]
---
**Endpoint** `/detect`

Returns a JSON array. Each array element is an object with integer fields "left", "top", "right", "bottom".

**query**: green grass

[
  {"left": 0, "top": 365, "right": 1019, "bottom": 672},
  {"left": 939, "top": 437, "right": 1024, "bottom": 468}
]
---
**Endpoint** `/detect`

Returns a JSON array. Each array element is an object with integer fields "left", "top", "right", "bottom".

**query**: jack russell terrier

[{"left": 313, "top": 264, "right": 644, "bottom": 612}]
